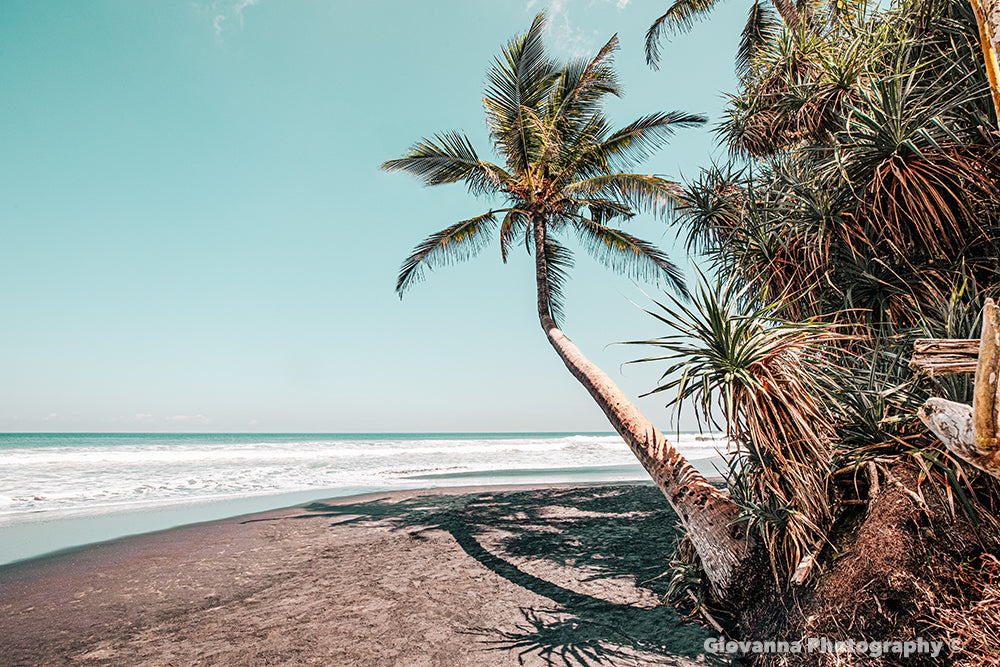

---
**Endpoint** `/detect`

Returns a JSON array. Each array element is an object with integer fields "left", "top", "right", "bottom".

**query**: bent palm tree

[{"left": 383, "top": 13, "right": 752, "bottom": 599}]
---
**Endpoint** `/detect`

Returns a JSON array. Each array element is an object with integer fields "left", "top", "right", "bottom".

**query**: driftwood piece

[
  {"left": 867, "top": 461, "right": 880, "bottom": 498},
  {"left": 916, "top": 298, "right": 1000, "bottom": 478},
  {"left": 916, "top": 398, "right": 1000, "bottom": 475},
  {"left": 910, "top": 339, "right": 980, "bottom": 376},
  {"left": 790, "top": 552, "right": 817, "bottom": 586}
]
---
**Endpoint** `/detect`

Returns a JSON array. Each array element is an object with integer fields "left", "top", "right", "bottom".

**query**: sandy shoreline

[{"left": 0, "top": 483, "right": 718, "bottom": 666}]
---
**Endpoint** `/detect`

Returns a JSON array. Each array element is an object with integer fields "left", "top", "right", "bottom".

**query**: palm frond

[
  {"left": 540, "top": 115, "right": 610, "bottom": 188},
  {"left": 737, "top": 2, "right": 780, "bottom": 79},
  {"left": 591, "top": 112, "right": 707, "bottom": 174},
  {"left": 499, "top": 210, "right": 530, "bottom": 263},
  {"left": 396, "top": 211, "right": 501, "bottom": 295},
  {"left": 645, "top": 0, "right": 719, "bottom": 69},
  {"left": 549, "top": 35, "right": 622, "bottom": 131},
  {"left": 484, "top": 12, "right": 559, "bottom": 174},
  {"left": 381, "top": 131, "right": 511, "bottom": 195},
  {"left": 542, "top": 235, "right": 574, "bottom": 327},
  {"left": 565, "top": 173, "right": 684, "bottom": 217},
  {"left": 576, "top": 197, "right": 634, "bottom": 224},
  {"left": 573, "top": 217, "right": 688, "bottom": 297}
]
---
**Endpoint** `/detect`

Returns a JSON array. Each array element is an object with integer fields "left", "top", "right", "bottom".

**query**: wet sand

[{"left": 0, "top": 483, "right": 717, "bottom": 666}]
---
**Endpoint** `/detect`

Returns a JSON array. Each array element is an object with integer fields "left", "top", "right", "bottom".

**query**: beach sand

[{"left": 0, "top": 483, "right": 717, "bottom": 666}]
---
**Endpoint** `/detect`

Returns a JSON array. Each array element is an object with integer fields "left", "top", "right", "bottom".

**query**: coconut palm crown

[{"left": 384, "top": 13, "right": 705, "bottom": 321}]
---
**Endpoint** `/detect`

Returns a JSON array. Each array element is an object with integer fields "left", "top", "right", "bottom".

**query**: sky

[{"left": 0, "top": 0, "right": 746, "bottom": 433}]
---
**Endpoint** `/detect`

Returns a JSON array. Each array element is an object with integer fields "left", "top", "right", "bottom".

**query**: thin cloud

[
  {"left": 527, "top": 0, "right": 632, "bottom": 58},
  {"left": 199, "top": 0, "right": 259, "bottom": 35}
]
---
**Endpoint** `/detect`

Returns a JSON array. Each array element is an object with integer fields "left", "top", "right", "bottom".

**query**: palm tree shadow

[
  {"left": 470, "top": 605, "right": 700, "bottom": 666},
  {"left": 250, "top": 485, "right": 728, "bottom": 666}
]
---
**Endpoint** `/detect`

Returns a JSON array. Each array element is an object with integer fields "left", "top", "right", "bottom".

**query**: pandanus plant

[
  {"left": 383, "top": 14, "right": 754, "bottom": 598},
  {"left": 625, "top": 278, "right": 838, "bottom": 583}
]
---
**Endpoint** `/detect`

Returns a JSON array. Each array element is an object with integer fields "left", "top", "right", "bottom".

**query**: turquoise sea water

[{"left": 0, "top": 432, "right": 727, "bottom": 565}]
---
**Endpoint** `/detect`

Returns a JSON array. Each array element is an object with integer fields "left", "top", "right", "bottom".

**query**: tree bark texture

[
  {"left": 917, "top": 299, "right": 1000, "bottom": 478},
  {"left": 972, "top": 299, "right": 1000, "bottom": 448},
  {"left": 971, "top": 0, "right": 1000, "bottom": 125},
  {"left": 531, "top": 217, "right": 752, "bottom": 599}
]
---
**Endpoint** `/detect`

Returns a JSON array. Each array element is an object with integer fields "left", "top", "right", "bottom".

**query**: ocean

[{"left": 0, "top": 432, "right": 727, "bottom": 566}]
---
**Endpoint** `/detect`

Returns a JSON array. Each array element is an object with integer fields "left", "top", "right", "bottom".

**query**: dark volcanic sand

[{"left": 0, "top": 484, "right": 719, "bottom": 666}]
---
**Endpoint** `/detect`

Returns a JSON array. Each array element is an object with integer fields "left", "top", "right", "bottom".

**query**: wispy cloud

[
  {"left": 527, "top": 0, "right": 631, "bottom": 58},
  {"left": 135, "top": 413, "right": 155, "bottom": 424},
  {"left": 198, "top": 0, "right": 259, "bottom": 36}
]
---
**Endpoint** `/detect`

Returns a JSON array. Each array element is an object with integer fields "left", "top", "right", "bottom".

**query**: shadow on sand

[{"left": 248, "top": 484, "right": 727, "bottom": 666}]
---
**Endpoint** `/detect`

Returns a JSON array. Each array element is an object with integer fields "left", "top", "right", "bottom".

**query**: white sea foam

[
  {"left": 0, "top": 433, "right": 728, "bottom": 524},
  {"left": 0, "top": 438, "right": 633, "bottom": 466}
]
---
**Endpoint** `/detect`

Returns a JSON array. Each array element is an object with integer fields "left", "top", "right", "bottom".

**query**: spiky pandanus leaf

[
  {"left": 831, "top": 71, "right": 999, "bottom": 258},
  {"left": 662, "top": 0, "right": 1000, "bottom": 594},
  {"left": 625, "top": 277, "right": 840, "bottom": 580},
  {"left": 676, "top": 163, "right": 748, "bottom": 255},
  {"left": 716, "top": 93, "right": 792, "bottom": 158}
]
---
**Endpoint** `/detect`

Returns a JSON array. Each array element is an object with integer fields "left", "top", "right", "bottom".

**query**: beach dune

[{"left": 0, "top": 484, "right": 714, "bottom": 666}]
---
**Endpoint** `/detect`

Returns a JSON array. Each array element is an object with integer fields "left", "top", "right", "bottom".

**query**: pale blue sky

[{"left": 0, "top": 0, "right": 744, "bottom": 432}]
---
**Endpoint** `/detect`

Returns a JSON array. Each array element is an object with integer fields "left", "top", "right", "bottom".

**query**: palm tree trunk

[
  {"left": 770, "top": 0, "right": 801, "bottom": 32},
  {"left": 531, "top": 218, "right": 753, "bottom": 600},
  {"left": 971, "top": 0, "right": 1000, "bottom": 126}
]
